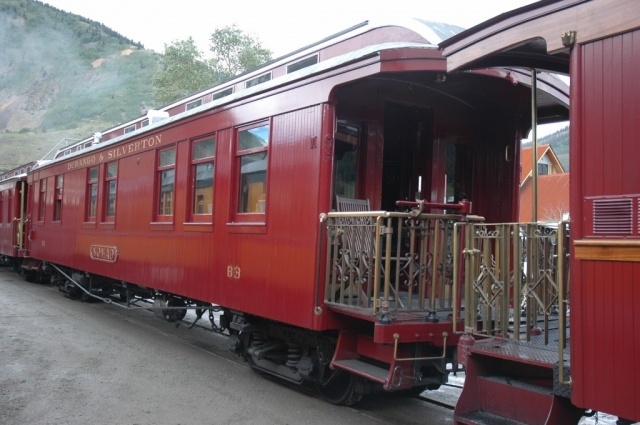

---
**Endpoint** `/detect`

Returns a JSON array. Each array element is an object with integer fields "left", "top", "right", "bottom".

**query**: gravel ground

[
  {"left": 0, "top": 267, "right": 454, "bottom": 425},
  {"left": 0, "top": 267, "right": 621, "bottom": 425}
]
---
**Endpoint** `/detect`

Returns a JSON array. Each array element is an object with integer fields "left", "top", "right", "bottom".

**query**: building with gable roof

[{"left": 519, "top": 144, "right": 569, "bottom": 222}]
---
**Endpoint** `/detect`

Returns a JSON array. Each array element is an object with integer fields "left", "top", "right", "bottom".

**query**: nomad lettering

[{"left": 89, "top": 245, "right": 118, "bottom": 263}]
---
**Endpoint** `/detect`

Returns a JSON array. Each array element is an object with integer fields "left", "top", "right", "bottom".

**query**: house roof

[
  {"left": 520, "top": 173, "right": 570, "bottom": 222},
  {"left": 520, "top": 144, "right": 565, "bottom": 184}
]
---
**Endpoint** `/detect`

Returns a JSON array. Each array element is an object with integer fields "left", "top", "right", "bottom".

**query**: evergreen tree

[{"left": 152, "top": 37, "right": 215, "bottom": 105}]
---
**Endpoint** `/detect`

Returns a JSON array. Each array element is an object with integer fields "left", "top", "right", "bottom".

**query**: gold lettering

[{"left": 62, "top": 133, "right": 162, "bottom": 170}]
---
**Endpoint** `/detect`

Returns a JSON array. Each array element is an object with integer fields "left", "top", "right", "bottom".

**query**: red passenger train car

[
  {"left": 9, "top": 18, "right": 570, "bottom": 404},
  {"left": 441, "top": 0, "right": 640, "bottom": 423},
  {"left": 0, "top": 163, "right": 33, "bottom": 269}
]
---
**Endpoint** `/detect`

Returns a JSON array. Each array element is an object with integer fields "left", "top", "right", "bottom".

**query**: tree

[
  {"left": 152, "top": 37, "right": 216, "bottom": 105},
  {"left": 209, "top": 24, "right": 272, "bottom": 80},
  {"left": 152, "top": 26, "right": 273, "bottom": 105}
]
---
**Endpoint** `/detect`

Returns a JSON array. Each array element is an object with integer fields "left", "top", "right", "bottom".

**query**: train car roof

[
  {"left": 53, "top": 18, "right": 462, "bottom": 157},
  {"left": 137, "top": 18, "right": 463, "bottom": 112},
  {"left": 37, "top": 41, "right": 438, "bottom": 171},
  {"left": 439, "top": 0, "right": 640, "bottom": 73}
]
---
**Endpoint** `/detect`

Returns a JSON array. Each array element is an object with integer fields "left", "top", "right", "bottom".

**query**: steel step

[
  {"left": 479, "top": 374, "right": 552, "bottom": 395},
  {"left": 456, "top": 410, "right": 529, "bottom": 425},
  {"left": 332, "top": 359, "right": 388, "bottom": 383}
]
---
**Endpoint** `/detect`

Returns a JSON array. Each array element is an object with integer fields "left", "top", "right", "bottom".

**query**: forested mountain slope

[{"left": 0, "top": 0, "right": 161, "bottom": 171}]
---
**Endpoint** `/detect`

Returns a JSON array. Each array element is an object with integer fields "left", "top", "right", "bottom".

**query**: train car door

[
  {"left": 381, "top": 102, "right": 433, "bottom": 210},
  {"left": 21, "top": 181, "right": 31, "bottom": 256},
  {"left": 16, "top": 181, "right": 28, "bottom": 253},
  {"left": 332, "top": 119, "right": 362, "bottom": 205}
]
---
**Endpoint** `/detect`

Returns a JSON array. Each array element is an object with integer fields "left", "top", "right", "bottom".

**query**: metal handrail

[
  {"left": 454, "top": 220, "right": 571, "bottom": 377},
  {"left": 322, "top": 211, "right": 483, "bottom": 316},
  {"left": 557, "top": 219, "right": 572, "bottom": 386}
]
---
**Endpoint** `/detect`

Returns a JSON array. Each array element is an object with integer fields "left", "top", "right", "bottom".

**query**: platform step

[
  {"left": 475, "top": 374, "right": 553, "bottom": 423},
  {"left": 456, "top": 410, "right": 528, "bottom": 425},
  {"left": 332, "top": 359, "right": 388, "bottom": 383},
  {"left": 479, "top": 374, "right": 552, "bottom": 395},
  {"left": 455, "top": 338, "right": 584, "bottom": 425}
]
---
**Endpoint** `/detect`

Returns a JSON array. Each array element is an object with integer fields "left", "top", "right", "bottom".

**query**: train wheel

[
  {"left": 246, "top": 356, "right": 267, "bottom": 375},
  {"left": 79, "top": 290, "right": 90, "bottom": 302},
  {"left": 316, "top": 369, "right": 362, "bottom": 406}
]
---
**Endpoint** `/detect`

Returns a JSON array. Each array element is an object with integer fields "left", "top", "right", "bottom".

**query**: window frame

[
  {"left": 186, "top": 98, "right": 203, "bottom": 111},
  {"left": 38, "top": 178, "right": 47, "bottom": 222},
  {"left": 188, "top": 135, "right": 216, "bottom": 223},
  {"left": 103, "top": 162, "right": 118, "bottom": 222},
  {"left": 86, "top": 167, "right": 99, "bottom": 222},
  {"left": 124, "top": 124, "right": 136, "bottom": 134},
  {"left": 155, "top": 146, "right": 177, "bottom": 222},
  {"left": 53, "top": 174, "right": 63, "bottom": 222},
  {"left": 287, "top": 54, "right": 319, "bottom": 74},
  {"left": 233, "top": 120, "right": 270, "bottom": 223},
  {"left": 212, "top": 87, "right": 233, "bottom": 101},
  {"left": 538, "top": 163, "right": 549, "bottom": 175},
  {"left": 245, "top": 72, "right": 271, "bottom": 89}
]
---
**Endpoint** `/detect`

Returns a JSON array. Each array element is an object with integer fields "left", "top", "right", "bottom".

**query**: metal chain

[{"left": 594, "top": 412, "right": 599, "bottom": 425}]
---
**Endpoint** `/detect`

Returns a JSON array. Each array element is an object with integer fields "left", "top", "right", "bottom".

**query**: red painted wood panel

[
  {"left": 572, "top": 30, "right": 640, "bottom": 421},
  {"left": 27, "top": 99, "right": 328, "bottom": 331}
]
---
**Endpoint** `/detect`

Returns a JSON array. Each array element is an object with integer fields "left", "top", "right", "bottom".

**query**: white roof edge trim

[
  {"left": 162, "top": 17, "right": 442, "bottom": 109},
  {"left": 31, "top": 160, "right": 52, "bottom": 171},
  {"left": 56, "top": 18, "right": 444, "bottom": 153},
  {"left": 0, "top": 173, "right": 27, "bottom": 182},
  {"left": 41, "top": 42, "right": 435, "bottom": 169}
]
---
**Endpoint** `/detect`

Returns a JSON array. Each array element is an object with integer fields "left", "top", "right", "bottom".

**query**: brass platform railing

[
  {"left": 321, "top": 210, "right": 480, "bottom": 317},
  {"left": 452, "top": 220, "right": 570, "bottom": 347}
]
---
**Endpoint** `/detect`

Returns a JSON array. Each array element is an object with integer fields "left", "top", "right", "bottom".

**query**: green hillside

[{"left": 0, "top": 0, "right": 161, "bottom": 171}]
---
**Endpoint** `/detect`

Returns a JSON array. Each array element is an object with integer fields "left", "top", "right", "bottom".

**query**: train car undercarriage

[{"left": 23, "top": 260, "right": 454, "bottom": 405}]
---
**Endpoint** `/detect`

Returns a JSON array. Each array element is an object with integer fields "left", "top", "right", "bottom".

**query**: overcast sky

[
  {"left": 40, "top": 0, "right": 567, "bottom": 137},
  {"left": 42, "top": 0, "right": 540, "bottom": 56}
]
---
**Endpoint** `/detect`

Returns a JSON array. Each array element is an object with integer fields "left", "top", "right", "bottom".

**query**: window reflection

[{"left": 239, "top": 152, "right": 267, "bottom": 213}]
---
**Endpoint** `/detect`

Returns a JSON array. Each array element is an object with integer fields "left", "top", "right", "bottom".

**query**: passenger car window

[
  {"left": 191, "top": 137, "right": 215, "bottom": 218},
  {"left": 237, "top": 124, "right": 269, "bottom": 214},
  {"left": 157, "top": 148, "right": 176, "bottom": 217}
]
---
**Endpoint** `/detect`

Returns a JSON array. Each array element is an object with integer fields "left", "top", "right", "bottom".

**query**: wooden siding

[{"left": 571, "top": 30, "right": 640, "bottom": 420}]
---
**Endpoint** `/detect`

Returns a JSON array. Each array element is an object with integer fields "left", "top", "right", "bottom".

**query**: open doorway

[
  {"left": 333, "top": 120, "right": 361, "bottom": 202},
  {"left": 381, "top": 103, "right": 433, "bottom": 211}
]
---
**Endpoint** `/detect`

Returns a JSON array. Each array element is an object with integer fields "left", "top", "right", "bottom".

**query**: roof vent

[
  {"left": 147, "top": 109, "right": 170, "bottom": 125},
  {"left": 593, "top": 198, "right": 633, "bottom": 234}
]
